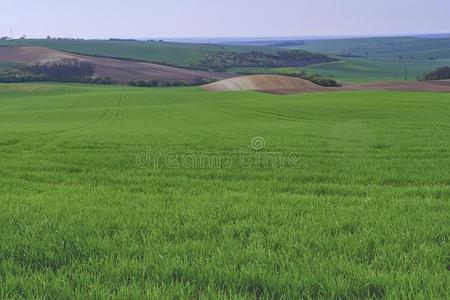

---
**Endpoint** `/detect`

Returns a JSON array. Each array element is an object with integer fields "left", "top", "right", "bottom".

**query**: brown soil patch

[
  {"left": 0, "top": 46, "right": 73, "bottom": 62},
  {"left": 0, "top": 46, "right": 233, "bottom": 83},
  {"left": 202, "top": 74, "right": 325, "bottom": 92}
]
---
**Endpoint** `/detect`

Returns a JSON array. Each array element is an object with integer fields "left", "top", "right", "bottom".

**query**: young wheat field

[{"left": 0, "top": 83, "right": 449, "bottom": 299}]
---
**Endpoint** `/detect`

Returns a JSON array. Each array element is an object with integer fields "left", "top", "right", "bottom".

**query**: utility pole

[{"left": 404, "top": 68, "right": 408, "bottom": 83}]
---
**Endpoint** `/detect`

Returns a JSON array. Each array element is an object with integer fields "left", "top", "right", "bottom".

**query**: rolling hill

[
  {"left": 277, "top": 36, "right": 450, "bottom": 59},
  {"left": 296, "top": 57, "right": 450, "bottom": 83},
  {"left": 0, "top": 39, "right": 337, "bottom": 72},
  {"left": 226, "top": 36, "right": 450, "bottom": 83},
  {"left": 0, "top": 46, "right": 233, "bottom": 83},
  {"left": 202, "top": 74, "right": 325, "bottom": 93},
  {"left": 0, "top": 39, "right": 277, "bottom": 67}
]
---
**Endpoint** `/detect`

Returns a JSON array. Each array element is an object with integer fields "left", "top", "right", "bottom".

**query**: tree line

[
  {"left": 421, "top": 66, "right": 450, "bottom": 80},
  {"left": 0, "top": 58, "right": 117, "bottom": 84},
  {"left": 0, "top": 59, "right": 217, "bottom": 87}
]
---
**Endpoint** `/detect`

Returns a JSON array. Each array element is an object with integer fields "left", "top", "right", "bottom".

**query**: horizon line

[{"left": 4, "top": 32, "right": 450, "bottom": 41}]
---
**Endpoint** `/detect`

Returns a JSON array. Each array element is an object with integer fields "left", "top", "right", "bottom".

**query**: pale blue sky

[{"left": 2, "top": 0, "right": 449, "bottom": 39}]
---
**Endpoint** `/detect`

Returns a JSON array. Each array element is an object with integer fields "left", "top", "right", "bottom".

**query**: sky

[{"left": 1, "top": 0, "right": 450, "bottom": 39}]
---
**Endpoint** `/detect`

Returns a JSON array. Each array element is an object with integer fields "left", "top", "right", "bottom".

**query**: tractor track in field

[
  {"left": 46, "top": 93, "right": 126, "bottom": 145},
  {"left": 213, "top": 104, "right": 316, "bottom": 123},
  {"left": 41, "top": 94, "right": 123, "bottom": 144},
  {"left": 54, "top": 106, "right": 113, "bottom": 135},
  {"left": 67, "top": 97, "right": 83, "bottom": 110},
  {"left": 37, "top": 106, "right": 114, "bottom": 150},
  {"left": 0, "top": 113, "right": 19, "bottom": 121},
  {"left": 112, "top": 94, "right": 123, "bottom": 123}
]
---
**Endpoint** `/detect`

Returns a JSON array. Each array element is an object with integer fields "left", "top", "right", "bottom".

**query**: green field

[
  {"left": 302, "top": 57, "right": 450, "bottom": 83},
  {"left": 238, "top": 36, "right": 450, "bottom": 83},
  {"left": 230, "top": 57, "right": 450, "bottom": 83},
  {"left": 0, "top": 39, "right": 276, "bottom": 67},
  {"left": 3, "top": 37, "right": 450, "bottom": 83},
  {"left": 291, "top": 37, "right": 450, "bottom": 59},
  {"left": 1, "top": 83, "right": 449, "bottom": 298}
]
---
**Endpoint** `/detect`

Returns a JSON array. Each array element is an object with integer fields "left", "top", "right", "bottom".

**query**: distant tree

[
  {"left": 422, "top": 66, "right": 450, "bottom": 80},
  {"left": 0, "top": 69, "right": 46, "bottom": 83},
  {"left": 25, "top": 58, "right": 96, "bottom": 81}
]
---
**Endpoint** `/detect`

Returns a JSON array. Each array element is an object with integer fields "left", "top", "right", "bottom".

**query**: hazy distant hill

[{"left": 282, "top": 37, "right": 450, "bottom": 59}]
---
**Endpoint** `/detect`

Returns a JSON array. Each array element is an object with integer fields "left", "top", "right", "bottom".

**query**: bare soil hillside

[{"left": 202, "top": 74, "right": 326, "bottom": 93}]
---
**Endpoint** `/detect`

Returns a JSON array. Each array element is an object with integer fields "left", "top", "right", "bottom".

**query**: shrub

[
  {"left": 25, "top": 58, "right": 96, "bottom": 81},
  {"left": 197, "top": 50, "right": 336, "bottom": 71},
  {"left": 422, "top": 66, "right": 450, "bottom": 80},
  {"left": 0, "top": 59, "right": 115, "bottom": 85},
  {"left": 128, "top": 78, "right": 216, "bottom": 88},
  {"left": 0, "top": 69, "right": 46, "bottom": 83}
]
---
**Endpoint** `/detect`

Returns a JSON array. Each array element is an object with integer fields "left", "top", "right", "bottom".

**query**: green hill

[
  {"left": 229, "top": 36, "right": 450, "bottom": 83},
  {"left": 291, "top": 36, "right": 450, "bottom": 59},
  {"left": 0, "top": 39, "right": 277, "bottom": 67},
  {"left": 230, "top": 56, "right": 450, "bottom": 83}
]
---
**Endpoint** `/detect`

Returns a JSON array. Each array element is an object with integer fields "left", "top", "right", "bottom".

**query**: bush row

[
  {"left": 198, "top": 50, "right": 336, "bottom": 71},
  {"left": 128, "top": 77, "right": 216, "bottom": 87},
  {"left": 0, "top": 59, "right": 117, "bottom": 85},
  {"left": 421, "top": 66, "right": 450, "bottom": 80}
]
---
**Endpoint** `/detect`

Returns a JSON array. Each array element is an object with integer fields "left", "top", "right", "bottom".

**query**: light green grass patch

[
  {"left": 0, "top": 83, "right": 449, "bottom": 299},
  {"left": 230, "top": 57, "right": 450, "bottom": 83}
]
